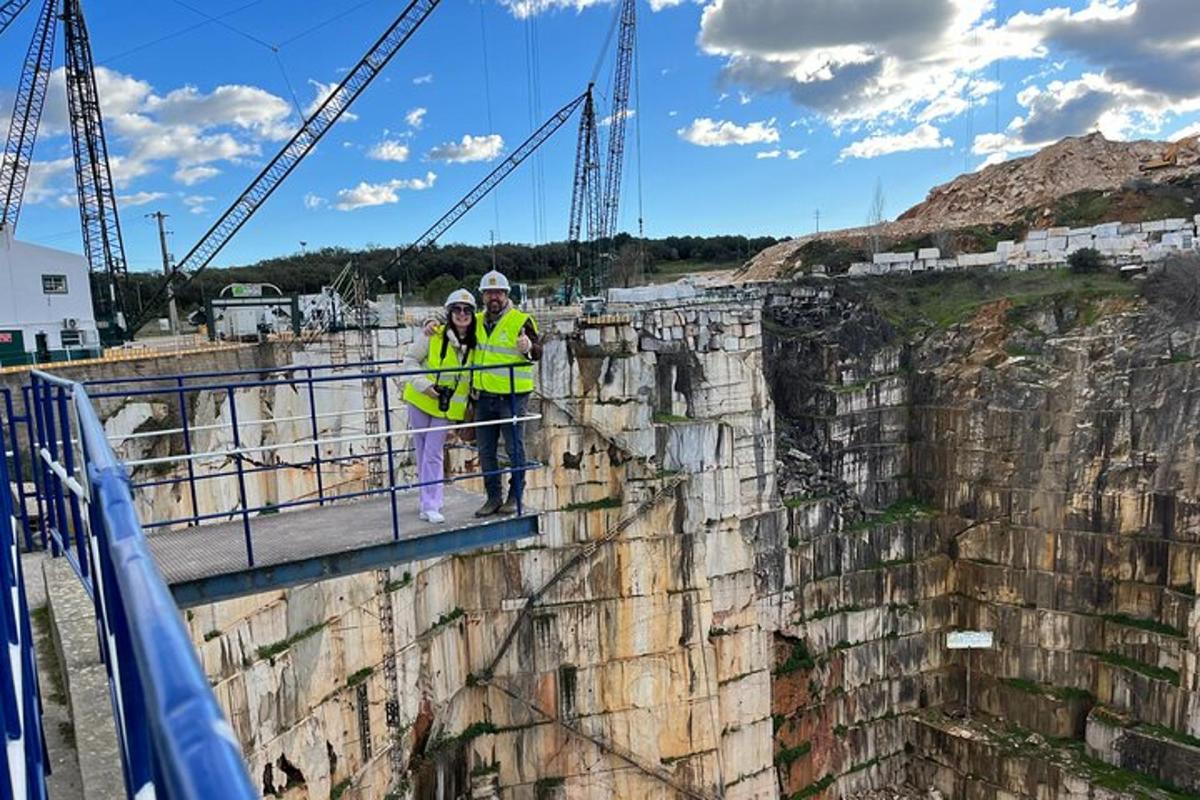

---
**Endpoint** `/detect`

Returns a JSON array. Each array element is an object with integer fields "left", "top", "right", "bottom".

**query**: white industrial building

[{"left": 0, "top": 226, "right": 100, "bottom": 366}]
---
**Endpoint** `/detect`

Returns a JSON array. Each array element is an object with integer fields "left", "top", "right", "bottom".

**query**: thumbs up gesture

[{"left": 516, "top": 332, "right": 532, "bottom": 355}]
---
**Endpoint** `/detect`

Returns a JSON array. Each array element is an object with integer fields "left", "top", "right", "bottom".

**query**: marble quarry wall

[{"left": 44, "top": 274, "right": 1200, "bottom": 799}]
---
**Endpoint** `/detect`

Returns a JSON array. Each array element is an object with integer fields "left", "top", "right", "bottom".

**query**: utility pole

[
  {"left": 146, "top": 211, "right": 178, "bottom": 334},
  {"left": 814, "top": 209, "right": 821, "bottom": 234},
  {"left": 490, "top": 229, "right": 497, "bottom": 270}
]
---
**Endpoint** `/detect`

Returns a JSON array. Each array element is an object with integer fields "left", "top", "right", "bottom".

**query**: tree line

[{"left": 122, "top": 233, "right": 780, "bottom": 314}]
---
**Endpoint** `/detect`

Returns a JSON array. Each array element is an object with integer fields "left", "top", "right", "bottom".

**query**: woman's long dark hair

[{"left": 440, "top": 309, "right": 476, "bottom": 360}]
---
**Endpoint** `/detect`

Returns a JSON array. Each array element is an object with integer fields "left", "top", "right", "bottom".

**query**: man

[{"left": 472, "top": 270, "right": 542, "bottom": 516}]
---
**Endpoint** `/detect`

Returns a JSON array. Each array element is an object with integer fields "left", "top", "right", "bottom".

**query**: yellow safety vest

[
  {"left": 402, "top": 327, "right": 471, "bottom": 421},
  {"left": 473, "top": 308, "right": 537, "bottom": 395}
]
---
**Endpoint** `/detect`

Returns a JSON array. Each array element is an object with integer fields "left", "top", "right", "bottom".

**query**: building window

[
  {"left": 61, "top": 330, "right": 83, "bottom": 348},
  {"left": 42, "top": 274, "right": 68, "bottom": 294}
]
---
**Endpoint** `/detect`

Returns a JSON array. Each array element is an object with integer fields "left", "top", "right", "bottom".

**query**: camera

[{"left": 434, "top": 385, "right": 454, "bottom": 413}]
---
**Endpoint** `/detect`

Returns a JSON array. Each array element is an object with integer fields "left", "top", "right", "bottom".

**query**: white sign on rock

[{"left": 947, "top": 630, "right": 993, "bottom": 649}]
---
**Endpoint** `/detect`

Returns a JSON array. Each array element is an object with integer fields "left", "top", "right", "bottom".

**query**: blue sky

[{"left": 3, "top": 0, "right": 1200, "bottom": 272}]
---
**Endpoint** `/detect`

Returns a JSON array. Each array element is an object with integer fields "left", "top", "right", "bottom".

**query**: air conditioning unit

[{"left": 62, "top": 317, "right": 79, "bottom": 330}]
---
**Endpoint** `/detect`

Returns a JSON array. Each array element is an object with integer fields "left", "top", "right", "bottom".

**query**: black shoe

[
  {"left": 474, "top": 497, "right": 503, "bottom": 518},
  {"left": 499, "top": 496, "right": 519, "bottom": 515}
]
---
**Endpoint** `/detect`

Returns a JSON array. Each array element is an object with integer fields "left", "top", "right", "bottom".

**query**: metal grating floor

[{"left": 145, "top": 487, "right": 538, "bottom": 605}]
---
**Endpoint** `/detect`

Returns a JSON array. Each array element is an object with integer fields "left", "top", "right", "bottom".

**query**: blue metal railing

[
  {"left": 2, "top": 387, "right": 39, "bottom": 551},
  {"left": 0, "top": 406, "right": 48, "bottom": 800},
  {"left": 27, "top": 371, "right": 256, "bottom": 798},
  {"left": 83, "top": 360, "right": 540, "bottom": 569},
  {"left": 10, "top": 356, "right": 539, "bottom": 797}
]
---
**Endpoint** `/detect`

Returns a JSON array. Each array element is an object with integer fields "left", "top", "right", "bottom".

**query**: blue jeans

[{"left": 476, "top": 392, "right": 528, "bottom": 503}]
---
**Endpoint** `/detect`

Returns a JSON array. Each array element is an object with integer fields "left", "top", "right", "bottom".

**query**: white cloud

[
  {"left": 173, "top": 165, "right": 221, "bottom": 185},
  {"left": 20, "top": 66, "right": 302, "bottom": 206},
  {"left": 600, "top": 108, "right": 636, "bottom": 127},
  {"left": 677, "top": 117, "right": 780, "bottom": 146},
  {"left": 405, "top": 107, "right": 427, "bottom": 128},
  {"left": 368, "top": 141, "right": 411, "bottom": 162},
  {"left": 497, "top": 0, "right": 608, "bottom": 18},
  {"left": 427, "top": 134, "right": 505, "bottom": 163},
  {"left": 303, "top": 193, "right": 327, "bottom": 210},
  {"left": 756, "top": 149, "right": 781, "bottom": 159},
  {"left": 146, "top": 81, "right": 294, "bottom": 140},
  {"left": 839, "top": 123, "right": 953, "bottom": 160},
  {"left": 117, "top": 191, "right": 167, "bottom": 207},
  {"left": 182, "top": 194, "right": 214, "bottom": 215},
  {"left": 412, "top": 74, "right": 434, "bottom": 85},
  {"left": 333, "top": 172, "right": 437, "bottom": 211},
  {"left": 23, "top": 158, "right": 76, "bottom": 205},
  {"left": 786, "top": 148, "right": 806, "bottom": 159},
  {"left": 690, "top": 0, "right": 1200, "bottom": 158},
  {"left": 304, "top": 80, "right": 358, "bottom": 122}
]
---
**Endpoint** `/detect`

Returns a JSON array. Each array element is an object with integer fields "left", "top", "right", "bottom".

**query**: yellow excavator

[{"left": 1140, "top": 135, "right": 1199, "bottom": 171}]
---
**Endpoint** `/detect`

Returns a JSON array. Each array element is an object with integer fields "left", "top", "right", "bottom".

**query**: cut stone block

[{"left": 917, "top": 247, "right": 940, "bottom": 260}]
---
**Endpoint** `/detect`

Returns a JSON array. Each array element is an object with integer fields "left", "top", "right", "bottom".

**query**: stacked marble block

[{"left": 844, "top": 213, "right": 1200, "bottom": 276}]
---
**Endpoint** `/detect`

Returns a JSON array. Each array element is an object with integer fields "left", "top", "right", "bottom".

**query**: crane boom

[
  {"left": 130, "top": 0, "right": 442, "bottom": 332},
  {"left": 1, "top": 0, "right": 57, "bottom": 230},
  {"left": 63, "top": 0, "right": 129, "bottom": 338},
  {"left": 385, "top": 89, "right": 588, "bottom": 283},
  {"left": 0, "top": 0, "right": 33, "bottom": 36},
  {"left": 599, "top": 0, "right": 635, "bottom": 243},
  {"left": 568, "top": 85, "right": 601, "bottom": 246}
]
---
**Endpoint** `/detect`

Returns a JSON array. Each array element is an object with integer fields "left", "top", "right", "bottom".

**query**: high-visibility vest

[
  {"left": 473, "top": 308, "right": 537, "bottom": 395},
  {"left": 402, "top": 326, "right": 471, "bottom": 421}
]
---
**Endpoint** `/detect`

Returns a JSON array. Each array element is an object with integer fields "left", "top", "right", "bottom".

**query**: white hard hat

[
  {"left": 479, "top": 270, "right": 511, "bottom": 292},
  {"left": 444, "top": 288, "right": 476, "bottom": 309}
]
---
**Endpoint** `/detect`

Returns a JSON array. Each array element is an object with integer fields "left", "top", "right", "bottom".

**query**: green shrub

[{"left": 1067, "top": 247, "right": 1104, "bottom": 274}]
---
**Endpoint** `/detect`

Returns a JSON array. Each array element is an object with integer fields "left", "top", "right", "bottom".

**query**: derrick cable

[
  {"left": 531, "top": 13, "right": 548, "bottom": 257},
  {"left": 97, "top": 0, "right": 266, "bottom": 64},
  {"left": 273, "top": 50, "right": 306, "bottom": 121},
  {"left": 478, "top": 0, "right": 501, "bottom": 242},
  {"left": 522, "top": 13, "right": 541, "bottom": 247},
  {"left": 632, "top": 13, "right": 646, "bottom": 281}
]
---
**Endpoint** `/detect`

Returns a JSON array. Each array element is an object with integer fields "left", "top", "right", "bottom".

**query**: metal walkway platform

[{"left": 146, "top": 487, "right": 538, "bottom": 606}]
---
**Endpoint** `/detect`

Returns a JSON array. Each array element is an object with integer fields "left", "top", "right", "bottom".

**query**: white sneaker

[
  {"left": 418, "top": 511, "right": 430, "bottom": 522},
  {"left": 425, "top": 510, "right": 445, "bottom": 524}
]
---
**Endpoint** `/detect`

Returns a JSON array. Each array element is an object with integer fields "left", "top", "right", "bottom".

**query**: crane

[
  {"left": 566, "top": 85, "right": 601, "bottom": 299},
  {"left": 0, "top": 0, "right": 34, "bottom": 36},
  {"left": 383, "top": 88, "right": 590, "bottom": 287},
  {"left": 1, "top": 0, "right": 56, "bottom": 231},
  {"left": 564, "top": 0, "right": 636, "bottom": 299},
  {"left": 63, "top": 0, "right": 132, "bottom": 341},
  {"left": 127, "top": 0, "right": 443, "bottom": 333},
  {"left": 600, "top": 0, "right": 636, "bottom": 246}
]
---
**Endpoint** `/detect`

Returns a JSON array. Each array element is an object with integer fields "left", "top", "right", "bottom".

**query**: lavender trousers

[{"left": 407, "top": 403, "right": 447, "bottom": 514}]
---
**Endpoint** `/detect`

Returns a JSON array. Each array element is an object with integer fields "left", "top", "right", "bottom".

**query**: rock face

[
  {"left": 182, "top": 299, "right": 784, "bottom": 799},
  {"left": 762, "top": 278, "right": 1200, "bottom": 799},
  {"left": 86, "top": 275, "right": 1200, "bottom": 799}
]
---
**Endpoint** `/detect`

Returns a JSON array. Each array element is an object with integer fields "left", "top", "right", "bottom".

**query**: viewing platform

[{"left": 151, "top": 487, "right": 537, "bottom": 606}]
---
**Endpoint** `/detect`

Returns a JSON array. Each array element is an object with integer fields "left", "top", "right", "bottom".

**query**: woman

[{"left": 402, "top": 288, "right": 476, "bottom": 523}]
